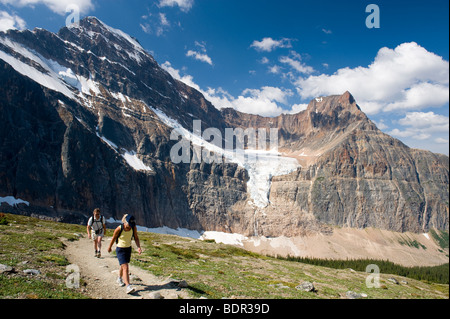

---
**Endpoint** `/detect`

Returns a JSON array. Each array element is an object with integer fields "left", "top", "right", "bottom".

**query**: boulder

[
  {"left": 23, "top": 269, "right": 41, "bottom": 276},
  {"left": 296, "top": 281, "right": 315, "bottom": 292},
  {"left": 178, "top": 280, "right": 189, "bottom": 288},
  {"left": 0, "top": 264, "right": 14, "bottom": 274},
  {"left": 346, "top": 291, "right": 367, "bottom": 299}
]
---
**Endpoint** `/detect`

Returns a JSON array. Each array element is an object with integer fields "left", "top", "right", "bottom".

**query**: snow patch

[
  {"left": 200, "top": 231, "right": 248, "bottom": 247},
  {"left": 0, "top": 38, "right": 76, "bottom": 100},
  {"left": 122, "top": 151, "right": 152, "bottom": 172},
  {"left": 0, "top": 37, "right": 102, "bottom": 101},
  {"left": 111, "top": 92, "right": 128, "bottom": 103},
  {"left": 96, "top": 130, "right": 119, "bottom": 151},
  {"left": 95, "top": 130, "right": 152, "bottom": 172}
]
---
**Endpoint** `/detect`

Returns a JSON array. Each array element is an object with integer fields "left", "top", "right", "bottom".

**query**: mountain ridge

[{"left": 0, "top": 17, "right": 448, "bottom": 236}]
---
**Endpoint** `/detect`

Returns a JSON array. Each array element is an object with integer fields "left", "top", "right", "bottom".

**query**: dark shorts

[{"left": 116, "top": 247, "right": 132, "bottom": 265}]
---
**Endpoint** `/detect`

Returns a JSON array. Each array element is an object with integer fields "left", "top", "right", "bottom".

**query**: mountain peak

[
  {"left": 78, "top": 16, "right": 142, "bottom": 47},
  {"left": 60, "top": 15, "right": 147, "bottom": 65},
  {"left": 340, "top": 91, "right": 356, "bottom": 105},
  {"left": 307, "top": 91, "right": 362, "bottom": 116}
]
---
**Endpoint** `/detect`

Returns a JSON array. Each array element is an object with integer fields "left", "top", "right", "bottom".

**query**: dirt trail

[{"left": 64, "top": 235, "right": 191, "bottom": 299}]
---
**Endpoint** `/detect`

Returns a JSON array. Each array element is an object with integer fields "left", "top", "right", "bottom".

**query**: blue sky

[{"left": 1, "top": 0, "right": 449, "bottom": 155}]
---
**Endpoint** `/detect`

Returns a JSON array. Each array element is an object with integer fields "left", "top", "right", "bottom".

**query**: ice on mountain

[
  {"left": 0, "top": 39, "right": 76, "bottom": 100},
  {"left": 0, "top": 36, "right": 103, "bottom": 101},
  {"left": 122, "top": 151, "right": 153, "bottom": 172},
  {"left": 145, "top": 101, "right": 300, "bottom": 208}
]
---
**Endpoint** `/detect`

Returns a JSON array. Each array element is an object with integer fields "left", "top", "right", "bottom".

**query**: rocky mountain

[{"left": 0, "top": 17, "right": 448, "bottom": 236}]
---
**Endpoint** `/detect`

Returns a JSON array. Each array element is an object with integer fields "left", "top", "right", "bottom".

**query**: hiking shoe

[
  {"left": 126, "top": 285, "right": 135, "bottom": 294},
  {"left": 97, "top": 251, "right": 101, "bottom": 258},
  {"left": 94, "top": 251, "right": 98, "bottom": 257},
  {"left": 117, "top": 277, "right": 125, "bottom": 287}
]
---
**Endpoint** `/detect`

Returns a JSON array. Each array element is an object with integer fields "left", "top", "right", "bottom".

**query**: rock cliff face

[
  {"left": 0, "top": 17, "right": 448, "bottom": 235},
  {"left": 223, "top": 92, "right": 449, "bottom": 235}
]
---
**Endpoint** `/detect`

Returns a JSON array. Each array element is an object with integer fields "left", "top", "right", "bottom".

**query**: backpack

[
  {"left": 116, "top": 224, "right": 135, "bottom": 244},
  {"left": 89, "top": 215, "right": 105, "bottom": 235}
]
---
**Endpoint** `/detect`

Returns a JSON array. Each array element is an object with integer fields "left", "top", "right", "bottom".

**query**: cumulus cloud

[
  {"left": 295, "top": 42, "right": 449, "bottom": 115},
  {"left": 205, "top": 86, "right": 294, "bottom": 117},
  {"left": 287, "top": 103, "right": 308, "bottom": 114},
  {"left": 158, "top": 0, "right": 194, "bottom": 12},
  {"left": 397, "top": 112, "right": 449, "bottom": 132},
  {"left": 388, "top": 111, "right": 449, "bottom": 142},
  {"left": 0, "top": 10, "right": 26, "bottom": 32},
  {"left": 0, "top": 0, "right": 95, "bottom": 15},
  {"left": 250, "top": 37, "right": 293, "bottom": 52},
  {"left": 161, "top": 61, "right": 201, "bottom": 91}
]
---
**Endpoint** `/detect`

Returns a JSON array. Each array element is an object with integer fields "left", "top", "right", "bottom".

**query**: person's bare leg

[
  {"left": 121, "top": 264, "right": 130, "bottom": 286},
  {"left": 93, "top": 238, "right": 98, "bottom": 255},
  {"left": 96, "top": 237, "right": 102, "bottom": 256}
]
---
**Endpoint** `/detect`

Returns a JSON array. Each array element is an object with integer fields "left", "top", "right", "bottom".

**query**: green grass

[
  {"left": 0, "top": 213, "right": 88, "bottom": 299},
  {"left": 1, "top": 213, "right": 449, "bottom": 300}
]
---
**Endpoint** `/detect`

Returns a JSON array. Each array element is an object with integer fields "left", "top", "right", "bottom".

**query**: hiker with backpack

[
  {"left": 87, "top": 208, "right": 107, "bottom": 258},
  {"left": 107, "top": 214, "right": 142, "bottom": 294}
]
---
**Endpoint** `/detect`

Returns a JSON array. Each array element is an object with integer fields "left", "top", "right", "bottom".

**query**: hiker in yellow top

[{"left": 108, "top": 214, "right": 142, "bottom": 294}]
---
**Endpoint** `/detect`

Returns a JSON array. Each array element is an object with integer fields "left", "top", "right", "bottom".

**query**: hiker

[
  {"left": 108, "top": 214, "right": 142, "bottom": 294},
  {"left": 87, "top": 208, "right": 106, "bottom": 258}
]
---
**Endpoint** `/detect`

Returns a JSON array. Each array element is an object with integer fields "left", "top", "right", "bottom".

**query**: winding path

[{"left": 64, "top": 235, "right": 191, "bottom": 299}]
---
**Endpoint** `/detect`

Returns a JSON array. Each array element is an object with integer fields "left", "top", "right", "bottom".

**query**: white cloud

[
  {"left": 322, "top": 28, "right": 332, "bottom": 34},
  {"left": 140, "top": 12, "right": 171, "bottom": 36},
  {"left": 385, "top": 82, "right": 449, "bottom": 112},
  {"left": 435, "top": 137, "right": 449, "bottom": 144},
  {"left": 186, "top": 50, "right": 213, "bottom": 65},
  {"left": 295, "top": 42, "right": 449, "bottom": 115},
  {"left": 0, "top": 10, "right": 26, "bottom": 32},
  {"left": 0, "top": 0, "right": 94, "bottom": 15},
  {"left": 186, "top": 41, "right": 213, "bottom": 65},
  {"left": 287, "top": 103, "right": 308, "bottom": 114},
  {"left": 207, "top": 86, "right": 293, "bottom": 117},
  {"left": 243, "top": 87, "right": 293, "bottom": 105},
  {"left": 159, "top": 13, "right": 170, "bottom": 26},
  {"left": 373, "top": 119, "right": 388, "bottom": 130},
  {"left": 140, "top": 23, "right": 151, "bottom": 34},
  {"left": 260, "top": 57, "right": 269, "bottom": 64},
  {"left": 279, "top": 51, "right": 315, "bottom": 75},
  {"left": 250, "top": 37, "right": 293, "bottom": 52},
  {"left": 158, "top": 0, "right": 194, "bottom": 12},
  {"left": 388, "top": 112, "right": 449, "bottom": 142},
  {"left": 268, "top": 65, "right": 281, "bottom": 74},
  {"left": 161, "top": 61, "right": 201, "bottom": 91},
  {"left": 397, "top": 112, "right": 449, "bottom": 132}
]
